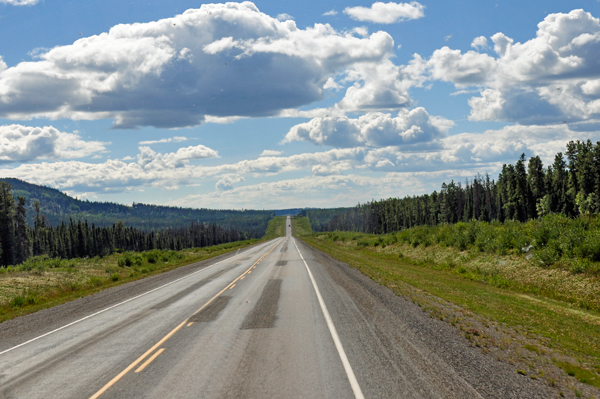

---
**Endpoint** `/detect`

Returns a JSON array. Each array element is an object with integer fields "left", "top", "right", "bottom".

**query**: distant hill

[{"left": 1, "top": 178, "right": 275, "bottom": 238}]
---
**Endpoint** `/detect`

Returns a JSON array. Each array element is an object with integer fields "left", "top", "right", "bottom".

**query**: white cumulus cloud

[
  {"left": 259, "top": 150, "right": 283, "bottom": 157},
  {"left": 0, "top": 125, "right": 107, "bottom": 163},
  {"left": 0, "top": 2, "right": 395, "bottom": 129},
  {"left": 283, "top": 108, "right": 453, "bottom": 148},
  {"left": 344, "top": 2, "right": 425, "bottom": 24},
  {"left": 471, "top": 36, "right": 488, "bottom": 50},
  {"left": 137, "top": 145, "right": 219, "bottom": 169},
  {"left": 424, "top": 9, "right": 600, "bottom": 125},
  {"left": 216, "top": 175, "right": 245, "bottom": 191},
  {"left": 276, "top": 13, "right": 294, "bottom": 21}
]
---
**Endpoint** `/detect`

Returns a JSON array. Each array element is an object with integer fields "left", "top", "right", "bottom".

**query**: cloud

[
  {"left": 335, "top": 60, "right": 411, "bottom": 110},
  {"left": 344, "top": 2, "right": 425, "bottom": 24},
  {"left": 283, "top": 107, "right": 453, "bottom": 148},
  {"left": 424, "top": 9, "right": 600, "bottom": 124},
  {"left": 0, "top": 124, "right": 107, "bottom": 163},
  {"left": 332, "top": 54, "right": 427, "bottom": 111},
  {"left": 0, "top": 143, "right": 219, "bottom": 192},
  {"left": 323, "top": 10, "right": 338, "bottom": 16},
  {"left": 137, "top": 144, "right": 219, "bottom": 169},
  {"left": 427, "top": 47, "right": 496, "bottom": 86},
  {"left": 0, "top": 2, "right": 395, "bottom": 129},
  {"left": 0, "top": 0, "right": 38, "bottom": 5},
  {"left": 216, "top": 175, "right": 245, "bottom": 191},
  {"left": 259, "top": 150, "right": 282, "bottom": 157},
  {"left": 138, "top": 136, "right": 190, "bottom": 145},
  {"left": 276, "top": 13, "right": 294, "bottom": 21},
  {"left": 471, "top": 36, "right": 488, "bottom": 50},
  {"left": 444, "top": 35, "right": 452, "bottom": 42},
  {"left": 1, "top": 123, "right": 596, "bottom": 199}
]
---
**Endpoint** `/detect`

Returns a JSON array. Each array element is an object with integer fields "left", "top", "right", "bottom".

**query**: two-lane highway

[{"left": 0, "top": 216, "right": 553, "bottom": 398}]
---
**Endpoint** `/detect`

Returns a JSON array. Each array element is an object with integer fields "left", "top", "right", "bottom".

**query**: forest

[
  {"left": 0, "top": 182, "right": 249, "bottom": 267},
  {"left": 1, "top": 178, "right": 274, "bottom": 236},
  {"left": 323, "top": 140, "right": 600, "bottom": 234},
  {"left": 300, "top": 208, "right": 350, "bottom": 231}
]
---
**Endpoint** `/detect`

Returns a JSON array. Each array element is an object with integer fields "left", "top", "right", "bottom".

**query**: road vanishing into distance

[{"left": 0, "top": 216, "right": 553, "bottom": 398}]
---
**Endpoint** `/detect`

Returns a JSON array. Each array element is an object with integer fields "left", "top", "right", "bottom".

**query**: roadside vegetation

[
  {"left": 290, "top": 216, "right": 312, "bottom": 236},
  {"left": 0, "top": 217, "right": 286, "bottom": 323},
  {"left": 294, "top": 216, "right": 600, "bottom": 397},
  {"left": 263, "top": 216, "right": 286, "bottom": 239}
]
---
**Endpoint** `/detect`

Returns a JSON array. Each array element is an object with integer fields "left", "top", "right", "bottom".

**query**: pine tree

[
  {"left": 14, "top": 196, "right": 31, "bottom": 264},
  {"left": 0, "top": 182, "right": 16, "bottom": 266}
]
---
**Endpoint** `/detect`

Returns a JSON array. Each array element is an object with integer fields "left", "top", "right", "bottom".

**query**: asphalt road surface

[{"left": 0, "top": 216, "right": 554, "bottom": 398}]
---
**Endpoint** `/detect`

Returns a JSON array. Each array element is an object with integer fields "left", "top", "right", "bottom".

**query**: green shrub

[
  {"left": 88, "top": 276, "right": 102, "bottom": 287},
  {"left": 11, "top": 296, "right": 24, "bottom": 307},
  {"left": 534, "top": 246, "right": 561, "bottom": 267},
  {"left": 575, "top": 232, "right": 600, "bottom": 261}
]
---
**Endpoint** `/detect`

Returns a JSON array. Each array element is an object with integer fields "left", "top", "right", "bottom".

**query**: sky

[{"left": 0, "top": 0, "right": 599, "bottom": 210}]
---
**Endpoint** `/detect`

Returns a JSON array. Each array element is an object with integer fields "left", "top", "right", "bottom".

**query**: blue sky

[{"left": 0, "top": 0, "right": 599, "bottom": 209}]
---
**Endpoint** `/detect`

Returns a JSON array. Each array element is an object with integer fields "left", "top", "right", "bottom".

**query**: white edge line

[
  {"left": 0, "top": 239, "right": 278, "bottom": 357},
  {"left": 292, "top": 238, "right": 365, "bottom": 399}
]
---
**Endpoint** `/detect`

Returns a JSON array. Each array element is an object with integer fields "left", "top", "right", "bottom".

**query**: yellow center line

[
  {"left": 89, "top": 238, "right": 283, "bottom": 399},
  {"left": 240, "top": 276, "right": 245, "bottom": 280},
  {"left": 229, "top": 284, "right": 236, "bottom": 290},
  {"left": 186, "top": 322, "right": 194, "bottom": 327},
  {"left": 135, "top": 348, "right": 165, "bottom": 373}
]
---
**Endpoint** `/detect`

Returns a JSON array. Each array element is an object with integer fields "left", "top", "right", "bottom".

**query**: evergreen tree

[
  {"left": 0, "top": 182, "right": 16, "bottom": 266},
  {"left": 14, "top": 196, "right": 31, "bottom": 264}
]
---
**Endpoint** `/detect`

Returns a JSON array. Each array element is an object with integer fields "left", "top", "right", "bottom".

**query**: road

[{"left": 0, "top": 216, "right": 553, "bottom": 398}]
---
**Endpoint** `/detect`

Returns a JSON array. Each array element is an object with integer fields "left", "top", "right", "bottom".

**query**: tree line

[
  {"left": 324, "top": 140, "right": 600, "bottom": 234},
  {"left": 2, "top": 177, "right": 273, "bottom": 236},
  {"left": 0, "top": 182, "right": 250, "bottom": 267}
]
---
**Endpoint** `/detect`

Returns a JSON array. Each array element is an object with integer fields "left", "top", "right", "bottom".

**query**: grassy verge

[
  {"left": 0, "top": 216, "right": 287, "bottom": 323},
  {"left": 298, "top": 223, "right": 600, "bottom": 397},
  {"left": 291, "top": 216, "right": 313, "bottom": 236},
  {"left": 264, "top": 216, "right": 286, "bottom": 239}
]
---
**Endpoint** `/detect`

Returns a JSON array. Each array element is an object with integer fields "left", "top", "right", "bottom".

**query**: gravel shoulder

[{"left": 297, "top": 238, "right": 562, "bottom": 399}]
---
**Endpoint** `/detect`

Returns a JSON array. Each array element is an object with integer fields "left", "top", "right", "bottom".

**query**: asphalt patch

[
  {"left": 275, "top": 261, "right": 287, "bottom": 266},
  {"left": 189, "top": 296, "right": 231, "bottom": 322},
  {"left": 240, "top": 279, "right": 281, "bottom": 329}
]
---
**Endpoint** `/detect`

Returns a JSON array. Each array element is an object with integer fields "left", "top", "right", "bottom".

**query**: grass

[
  {"left": 295, "top": 217, "right": 600, "bottom": 395},
  {"left": 264, "top": 216, "right": 286, "bottom": 239},
  {"left": 0, "top": 216, "right": 287, "bottom": 323},
  {"left": 291, "top": 215, "right": 313, "bottom": 236}
]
